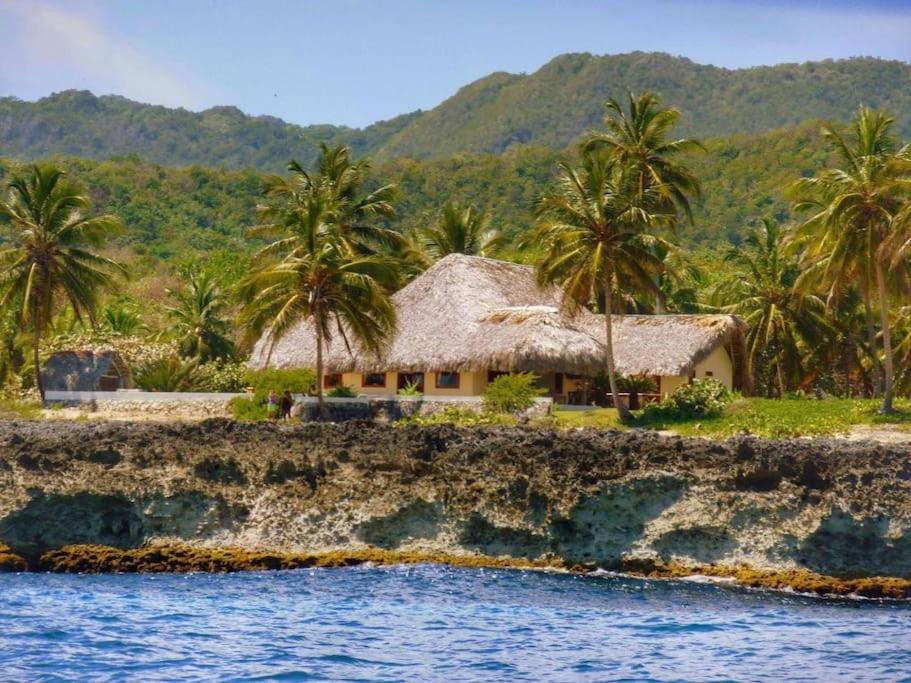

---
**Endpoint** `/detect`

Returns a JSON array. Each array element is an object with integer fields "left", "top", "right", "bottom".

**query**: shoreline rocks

[{"left": 0, "top": 419, "right": 908, "bottom": 595}]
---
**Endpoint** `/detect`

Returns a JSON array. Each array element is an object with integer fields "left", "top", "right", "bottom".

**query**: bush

[
  {"left": 134, "top": 356, "right": 205, "bottom": 391},
  {"left": 228, "top": 396, "right": 267, "bottom": 421},
  {"left": 483, "top": 372, "right": 545, "bottom": 414},
  {"left": 327, "top": 384, "right": 357, "bottom": 398},
  {"left": 642, "top": 378, "right": 732, "bottom": 420},
  {"left": 195, "top": 360, "right": 248, "bottom": 392},
  {"left": 396, "top": 405, "right": 515, "bottom": 427},
  {"left": 243, "top": 367, "right": 316, "bottom": 402},
  {"left": 397, "top": 380, "right": 423, "bottom": 397}
]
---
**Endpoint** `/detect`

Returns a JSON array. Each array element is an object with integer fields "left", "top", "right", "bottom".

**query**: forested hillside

[
  {"left": 1, "top": 53, "right": 908, "bottom": 168},
  {"left": 0, "top": 122, "right": 833, "bottom": 264},
  {"left": 0, "top": 90, "right": 416, "bottom": 171}
]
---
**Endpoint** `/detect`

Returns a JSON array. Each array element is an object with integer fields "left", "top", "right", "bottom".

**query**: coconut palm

[
  {"left": 239, "top": 187, "right": 397, "bottom": 418},
  {"left": 102, "top": 300, "right": 149, "bottom": 336},
  {"left": 421, "top": 202, "right": 504, "bottom": 260},
  {"left": 529, "top": 154, "right": 670, "bottom": 421},
  {"left": 0, "top": 164, "right": 124, "bottom": 401},
  {"left": 165, "top": 271, "right": 235, "bottom": 362},
  {"left": 253, "top": 144, "right": 401, "bottom": 261},
  {"left": 790, "top": 106, "right": 911, "bottom": 412},
  {"left": 582, "top": 91, "right": 703, "bottom": 312},
  {"left": 711, "top": 218, "right": 830, "bottom": 396}
]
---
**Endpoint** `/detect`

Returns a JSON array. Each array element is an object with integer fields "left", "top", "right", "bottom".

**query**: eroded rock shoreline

[{"left": 0, "top": 420, "right": 908, "bottom": 598}]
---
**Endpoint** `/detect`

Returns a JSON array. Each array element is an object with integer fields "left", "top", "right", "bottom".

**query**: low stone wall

[
  {"left": 45, "top": 391, "right": 552, "bottom": 422},
  {"left": 295, "top": 396, "right": 552, "bottom": 422}
]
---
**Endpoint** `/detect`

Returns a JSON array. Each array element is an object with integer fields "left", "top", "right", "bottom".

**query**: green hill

[
  {"left": 0, "top": 90, "right": 416, "bottom": 171},
  {"left": 0, "top": 123, "right": 833, "bottom": 265},
  {"left": 1, "top": 53, "right": 909, "bottom": 169},
  {"left": 378, "top": 52, "right": 911, "bottom": 159}
]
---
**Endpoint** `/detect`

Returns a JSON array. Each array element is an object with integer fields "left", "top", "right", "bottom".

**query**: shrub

[
  {"left": 134, "top": 356, "right": 205, "bottom": 392},
  {"left": 327, "top": 384, "right": 357, "bottom": 398},
  {"left": 483, "top": 372, "right": 545, "bottom": 414},
  {"left": 396, "top": 406, "right": 515, "bottom": 427},
  {"left": 229, "top": 396, "right": 267, "bottom": 421},
  {"left": 643, "top": 378, "right": 732, "bottom": 420},
  {"left": 195, "top": 360, "right": 248, "bottom": 392},
  {"left": 617, "top": 374, "right": 658, "bottom": 410},
  {"left": 243, "top": 367, "right": 316, "bottom": 403},
  {"left": 397, "top": 380, "right": 423, "bottom": 397}
]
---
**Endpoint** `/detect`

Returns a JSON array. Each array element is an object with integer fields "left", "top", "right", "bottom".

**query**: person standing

[
  {"left": 281, "top": 390, "right": 293, "bottom": 421},
  {"left": 267, "top": 389, "right": 280, "bottom": 421}
]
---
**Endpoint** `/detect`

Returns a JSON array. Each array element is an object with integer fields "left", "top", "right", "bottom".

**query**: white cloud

[{"left": 0, "top": 0, "right": 209, "bottom": 108}]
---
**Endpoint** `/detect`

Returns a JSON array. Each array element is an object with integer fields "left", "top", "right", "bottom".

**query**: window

[
  {"left": 487, "top": 370, "right": 507, "bottom": 383},
  {"left": 704, "top": 371, "right": 714, "bottom": 378},
  {"left": 362, "top": 373, "right": 386, "bottom": 388},
  {"left": 436, "top": 371, "right": 460, "bottom": 389},
  {"left": 324, "top": 373, "right": 342, "bottom": 389}
]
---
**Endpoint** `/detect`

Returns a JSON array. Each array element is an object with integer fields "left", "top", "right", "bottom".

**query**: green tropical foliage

[
  {"left": 420, "top": 202, "right": 504, "bottom": 260},
  {"left": 0, "top": 164, "right": 124, "bottom": 400},
  {"left": 134, "top": 355, "right": 203, "bottom": 392},
  {"left": 711, "top": 218, "right": 830, "bottom": 397},
  {"left": 165, "top": 270, "right": 235, "bottom": 362},
  {"left": 482, "top": 372, "right": 545, "bottom": 414},
  {"left": 528, "top": 154, "right": 669, "bottom": 419},
  {"left": 790, "top": 106, "right": 911, "bottom": 412}
]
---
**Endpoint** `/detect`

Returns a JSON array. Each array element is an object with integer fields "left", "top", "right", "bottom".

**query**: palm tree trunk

[
  {"left": 32, "top": 300, "right": 44, "bottom": 404},
  {"left": 875, "top": 262, "right": 894, "bottom": 414},
  {"left": 316, "top": 325, "right": 328, "bottom": 420},
  {"left": 604, "top": 277, "right": 631, "bottom": 422},
  {"left": 864, "top": 296, "right": 883, "bottom": 398},
  {"left": 776, "top": 359, "right": 785, "bottom": 398}
]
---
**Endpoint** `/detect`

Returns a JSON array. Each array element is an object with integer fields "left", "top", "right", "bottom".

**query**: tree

[
  {"left": 421, "top": 202, "right": 504, "bottom": 260},
  {"left": 239, "top": 174, "right": 397, "bottom": 418},
  {"left": 254, "top": 144, "right": 402, "bottom": 260},
  {"left": 711, "top": 218, "right": 829, "bottom": 396},
  {"left": 0, "top": 164, "right": 123, "bottom": 401},
  {"left": 583, "top": 91, "right": 703, "bottom": 312},
  {"left": 165, "top": 270, "right": 235, "bottom": 362},
  {"left": 790, "top": 106, "right": 911, "bottom": 412},
  {"left": 528, "top": 154, "right": 669, "bottom": 420}
]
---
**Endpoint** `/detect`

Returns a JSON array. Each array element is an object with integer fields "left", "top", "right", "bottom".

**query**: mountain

[
  {"left": 0, "top": 90, "right": 417, "bottom": 171},
  {"left": 377, "top": 52, "right": 911, "bottom": 159},
  {"left": 1, "top": 53, "right": 909, "bottom": 169}
]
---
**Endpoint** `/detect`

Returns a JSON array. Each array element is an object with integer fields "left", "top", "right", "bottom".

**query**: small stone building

[{"left": 41, "top": 350, "right": 133, "bottom": 392}]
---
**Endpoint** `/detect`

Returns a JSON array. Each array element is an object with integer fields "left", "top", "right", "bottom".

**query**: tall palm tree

[
  {"left": 166, "top": 271, "right": 235, "bottom": 362},
  {"left": 421, "top": 202, "right": 504, "bottom": 260},
  {"left": 790, "top": 106, "right": 911, "bottom": 413},
  {"left": 582, "top": 91, "right": 704, "bottom": 221},
  {"left": 528, "top": 154, "right": 669, "bottom": 421},
  {"left": 0, "top": 164, "right": 124, "bottom": 401},
  {"left": 711, "top": 218, "right": 829, "bottom": 396},
  {"left": 254, "top": 144, "right": 402, "bottom": 260},
  {"left": 239, "top": 183, "right": 397, "bottom": 418},
  {"left": 582, "top": 91, "right": 703, "bottom": 311}
]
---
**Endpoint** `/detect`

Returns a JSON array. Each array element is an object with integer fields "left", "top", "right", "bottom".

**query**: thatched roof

[
  {"left": 41, "top": 350, "right": 132, "bottom": 392},
  {"left": 249, "top": 254, "right": 749, "bottom": 387}
]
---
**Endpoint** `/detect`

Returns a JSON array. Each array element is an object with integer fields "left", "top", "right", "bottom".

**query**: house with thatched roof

[
  {"left": 41, "top": 350, "right": 133, "bottom": 392},
  {"left": 249, "top": 254, "right": 749, "bottom": 403}
]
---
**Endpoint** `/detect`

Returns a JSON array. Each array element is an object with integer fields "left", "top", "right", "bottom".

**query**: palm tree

[
  {"left": 582, "top": 91, "right": 703, "bottom": 312},
  {"left": 421, "top": 202, "right": 504, "bottom": 260},
  {"left": 239, "top": 184, "right": 397, "bottom": 418},
  {"left": 711, "top": 218, "right": 830, "bottom": 397},
  {"left": 165, "top": 271, "right": 235, "bottom": 362},
  {"left": 0, "top": 164, "right": 124, "bottom": 401},
  {"left": 102, "top": 300, "right": 149, "bottom": 336},
  {"left": 790, "top": 106, "right": 911, "bottom": 412},
  {"left": 528, "top": 154, "right": 669, "bottom": 421},
  {"left": 254, "top": 144, "right": 401, "bottom": 260}
]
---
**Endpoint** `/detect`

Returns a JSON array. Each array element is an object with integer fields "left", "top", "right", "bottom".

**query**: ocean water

[{"left": 0, "top": 565, "right": 908, "bottom": 682}]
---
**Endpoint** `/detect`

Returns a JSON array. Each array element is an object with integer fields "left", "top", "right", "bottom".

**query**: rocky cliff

[{"left": 0, "top": 420, "right": 908, "bottom": 595}]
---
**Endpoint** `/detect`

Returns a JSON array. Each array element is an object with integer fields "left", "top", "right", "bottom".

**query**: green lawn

[{"left": 553, "top": 397, "right": 911, "bottom": 439}]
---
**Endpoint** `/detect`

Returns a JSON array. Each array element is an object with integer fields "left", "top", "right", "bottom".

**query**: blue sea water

[{"left": 0, "top": 565, "right": 908, "bottom": 682}]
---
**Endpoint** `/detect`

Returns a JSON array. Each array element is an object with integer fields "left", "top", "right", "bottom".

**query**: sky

[{"left": 1, "top": 0, "right": 910, "bottom": 129}]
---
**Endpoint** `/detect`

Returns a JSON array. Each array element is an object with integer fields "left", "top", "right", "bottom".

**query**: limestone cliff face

[{"left": 0, "top": 420, "right": 908, "bottom": 578}]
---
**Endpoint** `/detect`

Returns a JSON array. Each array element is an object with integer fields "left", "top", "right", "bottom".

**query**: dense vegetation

[{"left": 2, "top": 53, "right": 909, "bottom": 168}]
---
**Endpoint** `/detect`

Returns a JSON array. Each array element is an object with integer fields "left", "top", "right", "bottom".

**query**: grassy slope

[{"left": 553, "top": 398, "right": 911, "bottom": 439}]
